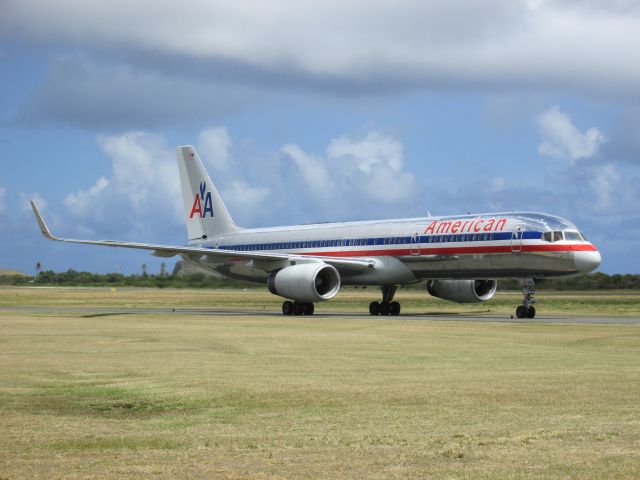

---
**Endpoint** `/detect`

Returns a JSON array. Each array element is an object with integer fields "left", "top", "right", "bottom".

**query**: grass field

[
  {"left": 1, "top": 287, "right": 639, "bottom": 479},
  {"left": 1, "top": 286, "right": 640, "bottom": 317}
]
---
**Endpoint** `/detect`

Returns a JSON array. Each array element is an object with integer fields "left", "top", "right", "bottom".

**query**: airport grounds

[{"left": 1, "top": 285, "right": 639, "bottom": 479}]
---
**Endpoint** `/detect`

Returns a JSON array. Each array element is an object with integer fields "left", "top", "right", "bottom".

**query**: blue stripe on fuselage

[{"left": 208, "top": 231, "right": 543, "bottom": 252}]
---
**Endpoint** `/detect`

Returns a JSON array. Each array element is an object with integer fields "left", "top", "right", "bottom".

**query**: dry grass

[
  {"left": 1, "top": 286, "right": 639, "bottom": 317},
  {"left": 0, "top": 269, "right": 28, "bottom": 276},
  {"left": 0, "top": 288, "right": 639, "bottom": 479}
]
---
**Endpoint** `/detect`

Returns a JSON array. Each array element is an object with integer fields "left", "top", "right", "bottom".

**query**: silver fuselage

[{"left": 185, "top": 212, "right": 601, "bottom": 286}]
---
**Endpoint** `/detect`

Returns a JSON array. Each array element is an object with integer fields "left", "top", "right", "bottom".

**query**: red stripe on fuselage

[{"left": 297, "top": 243, "right": 597, "bottom": 258}]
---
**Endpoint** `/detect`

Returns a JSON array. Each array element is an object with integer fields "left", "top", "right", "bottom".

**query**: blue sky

[{"left": 1, "top": 0, "right": 639, "bottom": 275}]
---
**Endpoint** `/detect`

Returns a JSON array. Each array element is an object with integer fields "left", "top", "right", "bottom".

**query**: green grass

[{"left": 0, "top": 288, "right": 639, "bottom": 478}]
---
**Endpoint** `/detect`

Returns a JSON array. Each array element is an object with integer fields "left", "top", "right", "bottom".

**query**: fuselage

[{"left": 188, "top": 211, "right": 601, "bottom": 285}]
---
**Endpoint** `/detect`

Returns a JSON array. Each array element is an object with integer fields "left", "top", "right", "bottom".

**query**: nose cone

[{"left": 574, "top": 249, "right": 601, "bottom": 273}]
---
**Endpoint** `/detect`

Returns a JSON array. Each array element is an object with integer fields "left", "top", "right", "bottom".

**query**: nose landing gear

[
  {"left": 369, "top": 285, "right": 401, "bottom": 316},
  {"left": 516, "top": 278, "right": 536, "bottom": 319}
]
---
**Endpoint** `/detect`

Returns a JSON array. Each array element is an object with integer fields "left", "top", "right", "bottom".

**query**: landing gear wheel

[
  {"left": 369, "top": 301, "right": 380, "bottom": 316},
  {"left": 303, "top": 303, "right": 315, "bottom": 315},
  {"left": 292, "top": 302, "right": 303, "bottom": 316},
  {"left": 282, "top": 301, "right": 293, "bottom": 315},
  {"left": 370, "top": 286, "right": 401, "bottom": 316},
  {"left": 516, "top": 278, "right": 537, "bottom": 319}
]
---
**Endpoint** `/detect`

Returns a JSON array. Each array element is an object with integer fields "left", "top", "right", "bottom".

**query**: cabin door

[
  {"left": 410, "top": 231, "right": 421, "bottom": 256},
  {"left": 511, "top": 224, "right": 524, "bottom": 253}
]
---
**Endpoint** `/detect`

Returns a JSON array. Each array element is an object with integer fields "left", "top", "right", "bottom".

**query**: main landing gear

[
  {"left": 369, "top": 285, "right": 401, "bottom": 316},
  {"left": 282, "top": 301, "right": 314, "bottom": 316},
  {"left": 515, "top": 278, "right": 536, "bottom": 319}
]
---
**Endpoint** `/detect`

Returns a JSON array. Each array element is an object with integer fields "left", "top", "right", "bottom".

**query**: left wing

[{"left": 31, "top": 201, "right": 375, "bottom": 272}]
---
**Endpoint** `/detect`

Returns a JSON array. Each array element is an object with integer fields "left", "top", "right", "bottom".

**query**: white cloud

[
  {"left": 327, "top": 131, "right": 404, "bottom": 174},
  {"left": 281, "top": 144, "right": 336, "bottom": 201},
  {"left": 197, "top": 127, "right": 232, "bottom": 171},
  {"left": 589, "top": 164, "right": 621, "bottom": 213},
  {"left": 221, "top": 180, "right": 271, "bottom": 224},
  {"left": 19, "top": 192, "right": 48, "bottom": 212},
  {"left": 16, "top": 55, "right": 255, "bottom": 128},
  {"left": 327, "top": 132, "right": 416, "bottom": 204},
  {"left": 282, "top": 131, "right": 417, "bottom": 212},
  {"left": 3, "top": 1, "right": 640, "bottom": 101},
  {"left": 63, "top": 132, "right": 181, "bottom": 236},
  {"left": 0, "top": 187, "right": 6, "bottom": 214},
  {"left": 488, "top": 176, "right": 507, "bottom": 194},
  {"left": 64, "top": 177, "right": 110, "bottom": 217},
  {"left": 537, "top": 106, "right": 607, "bottom": 162}
]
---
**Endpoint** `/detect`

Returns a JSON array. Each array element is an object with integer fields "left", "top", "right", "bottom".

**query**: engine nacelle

[
  {"left": 268, "top": 263, "right": 341, "bottom": 303},
  {"left": 426, "top": 279, "right": 497, "bottom": 303}
]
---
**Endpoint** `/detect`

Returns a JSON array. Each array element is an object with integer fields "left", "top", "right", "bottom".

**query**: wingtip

[{"left": 30, "top": 200, "right": 58, "bottom": 241}]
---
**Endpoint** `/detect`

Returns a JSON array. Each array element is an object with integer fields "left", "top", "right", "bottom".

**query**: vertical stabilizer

[{"left": 176, "top": 146, "right": 238, "bottom": 241}]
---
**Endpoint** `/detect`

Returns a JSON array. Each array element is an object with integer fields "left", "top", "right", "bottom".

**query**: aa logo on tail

[{"left": 189, "top": 181, "right": 214, "bottom": 219}]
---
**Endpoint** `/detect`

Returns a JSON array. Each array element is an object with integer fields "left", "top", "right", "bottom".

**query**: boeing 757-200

[{"left": 31, "top": 145, "right": 601, "bottom": 318}]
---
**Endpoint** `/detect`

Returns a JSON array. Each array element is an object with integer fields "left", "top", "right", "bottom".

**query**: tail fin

[{"left": 176, "top": 146, "right": 239, "bottom": 241}]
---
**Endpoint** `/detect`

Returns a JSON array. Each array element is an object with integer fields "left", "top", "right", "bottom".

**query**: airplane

[{"left": 31, "top": 145, "right": 601, "bottom": 319}]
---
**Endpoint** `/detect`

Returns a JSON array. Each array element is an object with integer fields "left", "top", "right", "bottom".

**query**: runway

[{"left": 2, "top": 305, "right": 639, "bottom": 324}]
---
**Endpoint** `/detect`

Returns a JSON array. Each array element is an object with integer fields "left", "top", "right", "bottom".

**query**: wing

[{"left": 31, "top": 201, "right": 375, "bottom": 272}]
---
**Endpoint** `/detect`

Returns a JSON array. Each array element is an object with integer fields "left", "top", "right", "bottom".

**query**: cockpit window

[
  {"left": 579, "top": 232, "right": 588, "bottom": 241},
  {"left": 542, "top": 231, "right": 565, "bottom": 242},
  {"left": 564, "top": 231, "right": 582, "bottom": 241}
]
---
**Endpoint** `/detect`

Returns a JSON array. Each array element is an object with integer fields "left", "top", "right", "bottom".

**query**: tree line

[
  {"left": 0, "top": 270, "right": 254, "bottom": 289},
  {"left": 0, "top": 269, "right": 639, "bottom": 290}
]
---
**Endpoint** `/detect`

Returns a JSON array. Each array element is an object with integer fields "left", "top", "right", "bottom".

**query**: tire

[
  {"left": 390, "top": 301, "right": 401, "bottom": 316},
  {"left": 380, "top": 301, "right": 391, "bottom": 316},
  {"left": 516, "top": 305, "right": 527, "bottom": 318},
  {"left": 369, "top": 301, "right": 380, "bottom": 316},
  {"left": 304, "top": 303, "right": 315, "bottom": 315},
  {"left": 292, "top": 302, "right": 303, "bottom": 315},
  {"left": 282, "top": 301, "right": 293, "bottom": 315},
  {"left": 526, "top": 306, "right": 536, "bottom": 319}
]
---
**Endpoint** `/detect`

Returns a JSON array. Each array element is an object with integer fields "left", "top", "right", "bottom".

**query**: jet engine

[
  {"left": 426, "top": 279, "right": 497, "bottom": 303},
  {"left": 268, "top": 263, "right": 341, "bottom": 303}
]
